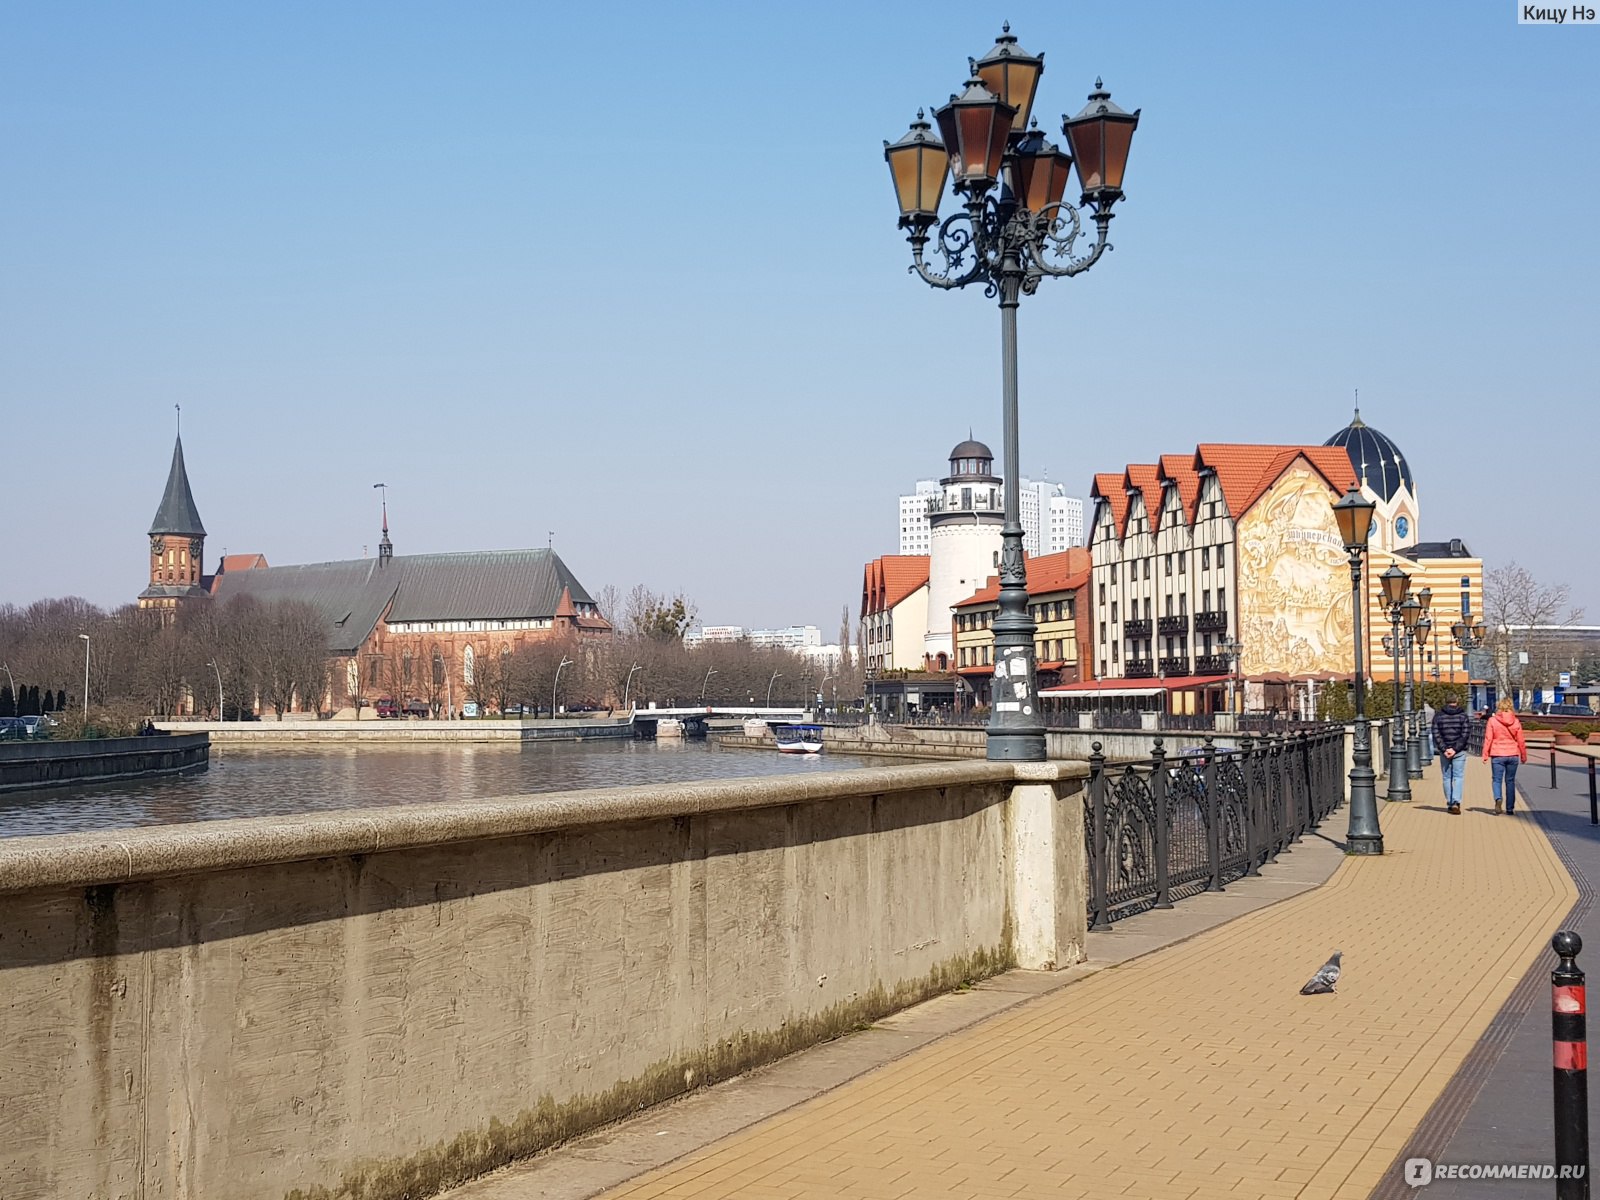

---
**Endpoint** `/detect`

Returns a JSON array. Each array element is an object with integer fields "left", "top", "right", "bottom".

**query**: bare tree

[
  {"left": 621, "top": 586, "right": 698, "bottom": 642},
  {"left": 1481, "top": 562, "right": 1585, "bottom": 697}
]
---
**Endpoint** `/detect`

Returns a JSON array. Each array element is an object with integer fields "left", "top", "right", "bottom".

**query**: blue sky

[{"left": 3, "top": 2, "right": 1595, "bottom": 629}]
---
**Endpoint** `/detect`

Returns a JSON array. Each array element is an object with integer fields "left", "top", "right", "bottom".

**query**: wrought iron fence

[{"left": 1084, "top": 727, "right": 1347, "bottom": 929}]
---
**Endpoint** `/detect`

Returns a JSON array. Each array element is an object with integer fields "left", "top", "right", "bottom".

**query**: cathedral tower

[{"left": 138, "top": 433, "right": 208, "bottom": 618}]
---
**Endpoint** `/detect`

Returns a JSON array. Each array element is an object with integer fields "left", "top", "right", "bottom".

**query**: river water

[{"left": 0, "top": 741, "right": 884, "bottom": 840}]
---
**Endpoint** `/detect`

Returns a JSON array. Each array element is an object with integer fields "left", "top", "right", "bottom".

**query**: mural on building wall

[{"left": 1235, "top": 465, "right": 1354, "bottom": 676}]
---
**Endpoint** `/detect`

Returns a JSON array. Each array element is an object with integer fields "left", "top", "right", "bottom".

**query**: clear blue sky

[{"left": 3, "top": 2, "right": 1595, "bottom": 629}]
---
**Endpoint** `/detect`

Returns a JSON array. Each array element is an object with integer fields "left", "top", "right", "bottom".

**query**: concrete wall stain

[{"left": 281, "top": 944, "right": 1014, "bottom": 1200}]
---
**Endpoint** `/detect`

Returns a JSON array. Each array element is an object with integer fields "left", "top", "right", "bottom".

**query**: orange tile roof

[
  {"left": 1158, "top": 454, "right": 1201, "bottom": 524},
  {"left": 861, "top": 555, "right": 930, "bottom": 616},
  {"left": 1090, "top": 473, "right": 1129, "bottom": 537},
  {"left": 218, "top": 553, "right": 269, "bottom": 573},
  {"left": 1192, "top": 444, "right": 1358, "bottom": 520},
  {"left": 554, "top": 586, "right": 579, "bottom": 619},
  {"left": 951, "top": 548, "right": 1092, "bottom": 609},
  {"left": 1123, "top": 464, "right": 1162, "bottom": 532}
]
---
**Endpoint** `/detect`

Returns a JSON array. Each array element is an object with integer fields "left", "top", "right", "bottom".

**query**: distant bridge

[{"left": 639, "top": 707, "right": 807, "bottom": 719}]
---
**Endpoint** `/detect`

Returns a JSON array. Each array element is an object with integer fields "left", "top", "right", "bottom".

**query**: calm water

[{"left": 0, "top": 740, "right": 882, "bottom": 839}]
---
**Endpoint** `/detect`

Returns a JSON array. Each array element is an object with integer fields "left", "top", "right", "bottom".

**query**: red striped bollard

[{"left": 1552, "top": 930, "right": 1591, "bottom": 1199}]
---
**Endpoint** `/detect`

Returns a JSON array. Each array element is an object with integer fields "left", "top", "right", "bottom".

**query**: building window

[
  {"left": 1099, "top": 583, "right": 1106, "bottom": 604},
  {"left": 1216, "top": 544, "right": 1226, "bottom": 570},
  {"left": 1164, "top": 554, "right": 1172, "bottom": 575},
  {"left": 1203, "top": 589, "right": 1212, "bottom": 611},
  {"left": 1179, "top": 593, "right": 1188, "bottom": 616},
  {"left": 1201, "top": 547, "right": 1210, "bottom": 569},
  {"left": 367, "top": 658, "right": 379, "bottom": 686},
  {"left": 1111, "top": 601, "right": 1118, "bottom": 623},
  {"left": 1217, "top": 587, "right": 1226, "bottom": 611},
  {"left": 402, "top": 654, "right": 413, "bottom": 685},
  {"left": 1112, "top": 642, "right": 1120, "bottom": 663},
  {"left": 463, "top": 644, "right": 475, "bottom": 686},
  {"left": 1143, "top": 559, "right": 1151, "bottom": 580},
  {"left": 1178, "top": 553, "right": 1186, "bottom": 575},
  {"left": 1100, "top": 621, "right": 1106, "bottom": 643}
]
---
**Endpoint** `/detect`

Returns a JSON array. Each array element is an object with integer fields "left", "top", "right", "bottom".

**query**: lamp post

[
  {"left": 1333, "top": 489, "right": 1382, "bottom": 853},
  {"left": 700, "top": 668, "right": 717, "bottom": 704},
  {"left": 821, "top": 672, "right": 836, "bottom": 717},
  {"left": 766, "top": 672, "right": 783, "bottom": 708},
  {"left": 622, "top": 662, "right": 641, "bottom": 711},
  {"left": 1401, "top": 594, "right": 1424, "bottom": 780},
  {"left": 78, "top": 634, "right": 90, "bottom": 718},
  {"left": 1452, "top": 613, "right": 1486, "bottom": 709},
  {"left": 1416, "top": 611, "right": 1435, "bottom": 767},
  {"left": 0, "top": 662, "right": 14, "bottom": 711},
  {"left": 206, "top": 660, "right": 224, "bottom": 721},
  {"left": 552, "top": 656, "right": 573, "bottom": 718},
  {"left": 887, "top": 26, "right": 1138, "bottom": 762},
  {"left": 1379, "top": 566, "right": 1412, "bottom": 802},
  {"left": 1220, "top": 636, "right": 1243, "bottom": 720}
]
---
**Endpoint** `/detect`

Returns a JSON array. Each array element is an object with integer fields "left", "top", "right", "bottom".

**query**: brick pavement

[{"left": 585, "top": 757, "right": 1575, "bottom": 1200}]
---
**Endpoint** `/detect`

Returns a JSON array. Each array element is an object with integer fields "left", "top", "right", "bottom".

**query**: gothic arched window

[{"left": 463, "top": 644, "right": 475, "bottom": 686}]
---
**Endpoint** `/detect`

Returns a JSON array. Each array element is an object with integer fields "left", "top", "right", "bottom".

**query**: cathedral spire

[
  {"left": 148, "top": 429, "right": 206, "bottom": 537},
  {"left": 374, "top": 482, "right": 393, "bottom": 565}
]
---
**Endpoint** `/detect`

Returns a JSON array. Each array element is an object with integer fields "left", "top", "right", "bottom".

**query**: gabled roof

[
  {"left": 210, "top": 548, "right": 600, "bottom": 654},
  {"left": 951, "top": 548, "right": 1092, "bottom": 609},
  {"left": 1090, "top": 473, "right": 1130, "bottom": 537},
  {"left": 1158, "top": 454, "right": 1201, "bottom": 523},
  {"left": 218, "top": 553, "right": 269, "bottom": 573},
  {"left": 1191, "top": 444, "right": 1357, "bottom": 520},
  {"left": 861, "top": 555, "right": 930, "bottom": 617},
  {"left": 1123, "top": 464, "right": 1162, "bottom": 533},
  {"left": 148, "top": 436, "right": 206, "bottom": 537}
]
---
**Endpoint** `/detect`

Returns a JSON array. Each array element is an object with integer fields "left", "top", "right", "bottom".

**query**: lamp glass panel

[
  {"left": 1100, "top": 118, "right": 1136, "bottom": 191},
  {"left": 979, "top": 60, "right": 1041, "bottom": 130},
  {"left": 919, "top": 148, "right": 949, "bottom": 214},
  {"left": 1380, "top": 568, "right": 1410, "bottom": 607},
  {"left": 981, "top": 109, "right": 1013, "bottom": 178},
  {"left": 888, "top": 146, "right": 923, "bottom": 216},
  {"left": 1043, "top": 152, "right": 1073, "bottom": 210},
  {"left": 956, "top": 106, "right": 997, "bottom": 180},
  {"left": 933, "top": 108, "right": 963, "bottom": 178},
  {"left": 1067, "top": 120, "right": 1105, "bottom": 192},
  {"left": 1451, "top": 622, "right": 1467, "bottom": 642}
]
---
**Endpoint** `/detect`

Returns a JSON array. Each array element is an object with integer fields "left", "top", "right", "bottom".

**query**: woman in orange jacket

[{"left": 1482, "top": 698, "right": 1528, "bottom": 814}]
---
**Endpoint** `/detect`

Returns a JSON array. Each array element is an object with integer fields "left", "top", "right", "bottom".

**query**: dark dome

[
  {"left": 1324, "top": 410, "right": 1413, "bottom": 502},
  {"left": 949, "top": 438, "right": 993, "bottom": 461}
]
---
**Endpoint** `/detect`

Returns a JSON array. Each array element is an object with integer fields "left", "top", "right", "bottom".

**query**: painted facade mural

[{"left": 1235, "top": 465, "right": 1355, "bottom": 677}]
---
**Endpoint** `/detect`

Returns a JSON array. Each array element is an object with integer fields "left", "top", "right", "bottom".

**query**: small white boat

[
  {"left": 656, "top": 718, "right": 686, "bottom": 740},
  {"left": 774, "top": 723, "right": 824, "bottom": 755}
]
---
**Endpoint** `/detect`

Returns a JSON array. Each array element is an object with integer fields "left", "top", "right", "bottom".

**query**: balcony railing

[
  {"left": 1158, "top": 656, "right": 1191, "bottom": 676},
  {"left": 1194, "top": 654, "right": 1231, "bottom": 675},
  {"left": 1157, "top": 615, "right": 1189, "bottom": 636},
  {"left": 1124, "top": 618, "right": 1152, "bottom": 639},
  {"left": 1125, "top": 659, "right": 1155, "bottom": 678},
  {"left": 1193, "top": 610, "right": 1228, "bottom": 633},
  {"left": 926, "top": 493, "right": 1001, "bottom": 515}
]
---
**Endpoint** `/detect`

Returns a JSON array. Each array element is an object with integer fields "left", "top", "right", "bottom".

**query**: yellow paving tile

[{"left": 599, "top": 758, "right": 1576, "bottom": 1200}]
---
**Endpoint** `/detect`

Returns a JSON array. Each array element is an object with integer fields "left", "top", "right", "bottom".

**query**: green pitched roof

[{"left": 148, "top": 436, "right": 207, "bottom": 537}]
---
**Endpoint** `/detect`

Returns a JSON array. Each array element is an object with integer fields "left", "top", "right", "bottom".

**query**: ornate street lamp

[
  {"left": 886, "top": 27, "right": 1139, "bottom": 761},
  {"left": 1416, "top": 612, "right": 1435, "bottom": 766},
  {"left": 1402, "top": 594, "right": 1424, "bottom": 780},
  {"left": 1378, "top": 565, "right": 1412, "bottom": 801},
  {"left": 1219, "top": 635, "right": 1244, "bottom": 719},
  {"left": 1332, "top": 488, "right": 1382, "bottom": 854}
]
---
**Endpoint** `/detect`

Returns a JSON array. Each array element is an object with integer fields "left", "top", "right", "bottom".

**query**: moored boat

[{"left": 774, "top": 723, "right": 824, "bottom": 755}]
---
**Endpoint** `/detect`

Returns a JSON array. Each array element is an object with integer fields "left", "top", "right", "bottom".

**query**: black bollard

[
  {"left": 1551, "top": 930, "right": 1591, "bottom": 1199},
  {"left": 1589, "top": 759, "right": 1598, "bottom": 828},
  {"left": 1553, "top": 747, "right": 1560, "bottom": 790}
]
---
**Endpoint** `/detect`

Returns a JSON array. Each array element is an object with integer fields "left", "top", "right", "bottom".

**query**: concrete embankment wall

[
  {"left": 155, "top": 717, "right": 633, "bottom": 744},
  {"left": 0, "top": 732, "right": 209, "bottom": 793},
  {"left": 0, "top": 760, "right": 1087, "bottom": 1200},
  {"left": 725, "top": 723, "right": 1230, "bottom": 761}
]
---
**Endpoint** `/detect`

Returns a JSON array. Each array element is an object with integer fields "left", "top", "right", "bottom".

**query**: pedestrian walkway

[
  {"left": 1383, "top": 761, "right": 1598, "bottom": 1199},
  {"left": 456, "top": 758, "right": 1577, "bottom": 1200}
]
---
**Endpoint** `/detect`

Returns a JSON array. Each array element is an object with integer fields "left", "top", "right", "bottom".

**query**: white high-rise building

[{"left": 899, "top": 474, "right": 1084, "bottom": 556}]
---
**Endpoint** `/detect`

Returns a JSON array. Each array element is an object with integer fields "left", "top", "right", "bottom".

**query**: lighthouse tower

[{"left": 923, "top": 438, "right": 1004, "bottom": 669}]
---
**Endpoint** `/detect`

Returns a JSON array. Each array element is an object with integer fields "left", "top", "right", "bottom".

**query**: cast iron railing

[{"left": 1084, "top": 727, "right": 1347, "bottom": 929}]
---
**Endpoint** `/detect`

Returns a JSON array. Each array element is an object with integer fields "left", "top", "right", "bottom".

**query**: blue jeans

[
  {"left": 1491, "top": 757, "right": 1521, "bottom": 810},
  {"left": 1440, "top": 753, "right": 1466, "bottom": 805}
]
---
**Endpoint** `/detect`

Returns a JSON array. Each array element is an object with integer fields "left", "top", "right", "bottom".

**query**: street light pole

[
  {"left": 766, "top": 672, "right": 782, "bottom": 708},
  {"left": 552, "top": 657, "right": 573, "bottom": 718},
  {"left": 1333, "top": 489, "right": 1382, "bottom": 855},
  {"left": 207, "top": 660, "right": 223, "bottom": 721},
  {"left": 887, "top": 29, "right": 1139, "bottom": 763},
  {"left": 700, "top": 668, "right": 717, "bottom": 704},
  {"left": 622, "top": 662, "right": 641, "bottom": 711},
  {"left": 1402, "top": 594, "right": 1423, "bottom": 780},
  {"left": 79, "top": 634, "right": 90, "bottom": 718},
  {"left": 1379, "top": 566, "right": 1412, "bottom": 802},
  {"left": 1416, "top": 611, "right": 1434, "bottom": 767}
]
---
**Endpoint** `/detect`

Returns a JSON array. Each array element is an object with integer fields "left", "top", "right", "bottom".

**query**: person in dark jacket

[{"left": 1431, "top": 695, "right": 1472, "bottom": 814}]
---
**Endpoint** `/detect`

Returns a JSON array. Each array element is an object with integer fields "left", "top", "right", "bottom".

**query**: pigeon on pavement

[{"left": 1299, "top": 950, "right": 1343, "bottom": 995}]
